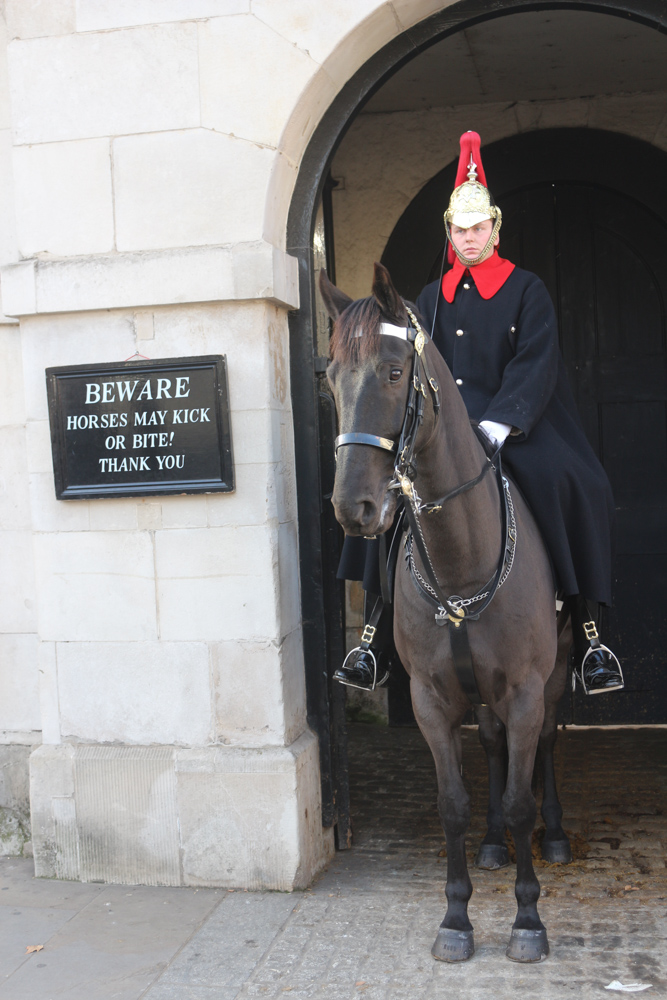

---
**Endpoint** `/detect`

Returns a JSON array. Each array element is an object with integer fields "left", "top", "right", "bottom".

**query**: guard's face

[{"left": 450, "top": 219, "right": 499, "bottom": 263}]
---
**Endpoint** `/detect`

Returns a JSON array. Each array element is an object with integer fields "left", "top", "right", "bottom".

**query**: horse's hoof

[
  {"left": 475, "top": 843, "right": 510, "bottom": 869},
  {"left": 506, "top": 927, "right": 549, "bottom": 963},
  {"left": 432, "top": 927, "right": 475, "bottom": 962},
  {"left": 541, "top": 838, "right": 572, "bottom": 864}
]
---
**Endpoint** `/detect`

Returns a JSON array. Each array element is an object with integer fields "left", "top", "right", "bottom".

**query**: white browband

[
  {"left": 354, "top": 323, "right": 412, "bottom": 340},
  {"left": 381, "top": 323, "right": 412, "bottom": 340}
]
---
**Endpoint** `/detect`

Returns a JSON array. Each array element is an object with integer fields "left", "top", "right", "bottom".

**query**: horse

[{"left": 320, "top": 262, "right": 573, "bottom": 963}]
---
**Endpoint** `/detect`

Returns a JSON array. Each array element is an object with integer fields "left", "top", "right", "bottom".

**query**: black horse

[{"left": 321, "top": 263, "right": 573, "bottom": 963}]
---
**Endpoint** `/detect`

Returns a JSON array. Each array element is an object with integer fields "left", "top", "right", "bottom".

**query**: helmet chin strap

[{"left": 445, "top": 212, "right": 502, "bottom": 267}]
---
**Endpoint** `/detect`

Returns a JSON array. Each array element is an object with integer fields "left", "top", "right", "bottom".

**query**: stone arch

[
  {"left": 263, "top": 0, "right": 452, "bottom": 247},
  {"left": 283, "top": 0, "right": 667, "bottom": 819}
]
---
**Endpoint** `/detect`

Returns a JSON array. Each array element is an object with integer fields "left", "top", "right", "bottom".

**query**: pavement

[{"left": 1, "top": 724, "right": 666, "bottom": 1000}]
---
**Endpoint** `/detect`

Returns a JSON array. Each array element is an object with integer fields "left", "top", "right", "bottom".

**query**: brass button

[
  {"left": 463, "top": 283, "right": 470, "bottom": 290},
  {"left": 456, "top": 329, "right": 464, "bottom": 337},
  {"left": 455, "top": 378, "right": 463, "bottom": 385}
]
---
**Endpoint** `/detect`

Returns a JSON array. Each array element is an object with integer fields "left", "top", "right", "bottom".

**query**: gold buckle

[
  {"left": 447, "top": 607, "right": 465, "bottom": 627},
  {"left": 583, "top": 620, "right": 599, "bottom": 642},
  {"left": 399, "top": 473, "right": 415, "bottom": 499},
  {"left": 361, "top": 624, "right": 376, "bottom": 644}
]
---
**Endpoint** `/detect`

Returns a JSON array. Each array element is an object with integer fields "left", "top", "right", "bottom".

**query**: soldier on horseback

[{"left": 335, "top": 130, "right": 623, "bottom": 697}]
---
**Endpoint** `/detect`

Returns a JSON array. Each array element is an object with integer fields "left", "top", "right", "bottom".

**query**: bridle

[
  {"left": 334, "top": 304, "right": 517, "bottom": 705},
  {"left": 335, "top": 308, "right": 437, "bottom": 453},
  {"left": 335, "top": 304, "right": 497, "bottom": 491}
]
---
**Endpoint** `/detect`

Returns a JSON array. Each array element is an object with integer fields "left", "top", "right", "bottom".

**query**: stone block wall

[
  {"left": 18, "top": 295, "right": 325, "bottom": 886},
  {"left": 30, "top": 732, "right": 323, "bottom": 888},
  {"left": 0, "top": 0, "right": 448, "bottom": 881}
]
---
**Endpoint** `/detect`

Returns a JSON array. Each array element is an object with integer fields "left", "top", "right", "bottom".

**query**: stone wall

[
  {"left": 0, "top": 0, "right": 453, "bottom": 882},
  {"left": 16, "top": 289, "right": 330, "bottom": 885},
  {"left": 0, "top": 0, "right": 38, "bottom": 856}
]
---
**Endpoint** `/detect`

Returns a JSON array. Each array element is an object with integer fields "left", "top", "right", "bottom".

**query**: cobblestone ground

[{"left": 234, "top": 725, "right": 667, "bottom": 1000}]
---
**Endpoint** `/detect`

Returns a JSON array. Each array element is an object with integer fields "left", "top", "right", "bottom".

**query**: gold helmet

[{"left": 445, "top": 131, "right": 501, "bottom": 266}]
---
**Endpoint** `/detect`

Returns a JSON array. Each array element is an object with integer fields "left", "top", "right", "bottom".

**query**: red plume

[{"left": 453, "top": 131, "right": 487, "bottom": 187}]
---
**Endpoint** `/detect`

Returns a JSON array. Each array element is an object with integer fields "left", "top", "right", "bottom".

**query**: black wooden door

[{"left": 500, "top": 182, "right": 667, "bottom": 723}]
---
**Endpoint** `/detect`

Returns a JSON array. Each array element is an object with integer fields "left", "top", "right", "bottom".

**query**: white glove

[{"left": 479, "top": 420, "right": 512, "bottom": 447}]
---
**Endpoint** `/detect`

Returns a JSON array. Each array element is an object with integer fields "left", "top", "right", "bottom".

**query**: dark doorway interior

[{"left": 382, "top": 128, "right": 667, "bottom": 724}]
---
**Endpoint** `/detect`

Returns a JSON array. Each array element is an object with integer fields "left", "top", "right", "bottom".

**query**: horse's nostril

[
  {"left": 332, "top": 493, "right": 380, "bottom": 534},
  {"left": 361, "top": 500, "right": 375, "bottom": 524}
]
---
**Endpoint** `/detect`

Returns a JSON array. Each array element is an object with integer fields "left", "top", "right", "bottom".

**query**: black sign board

[{"left": 46, "top": 355, "right": 234, "bottom": 500}]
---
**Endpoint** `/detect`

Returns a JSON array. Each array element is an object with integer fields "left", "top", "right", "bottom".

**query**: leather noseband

[{"left": 335, "top": 432, "right": 396, "bottom": 455}]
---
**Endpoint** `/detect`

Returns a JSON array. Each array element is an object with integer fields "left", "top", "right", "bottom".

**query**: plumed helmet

[{"left": 444, "top": 131, "right": 502, "bottom": 265}]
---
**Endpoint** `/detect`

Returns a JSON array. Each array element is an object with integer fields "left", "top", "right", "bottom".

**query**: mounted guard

[{"left": 335, "top": 130, "right": 623, "bottom": 697}]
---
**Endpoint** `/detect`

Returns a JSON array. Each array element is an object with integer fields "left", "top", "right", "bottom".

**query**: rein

[{"left": 335, "top": 304, "right": 517, "bottom": 706}]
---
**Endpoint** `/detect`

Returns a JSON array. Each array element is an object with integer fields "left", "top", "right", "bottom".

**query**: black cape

[{"left": 338, "top": 266, "right": 615, "bottom": 606}]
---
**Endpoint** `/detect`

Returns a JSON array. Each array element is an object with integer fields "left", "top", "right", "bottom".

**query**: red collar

[{"left": 442, "top": 252, "right": 515, "bottom": 303}]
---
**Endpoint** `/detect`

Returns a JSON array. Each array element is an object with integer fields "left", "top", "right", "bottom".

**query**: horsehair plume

[{"left": 329, "top": 296, "right": 383, "bottom": 362}]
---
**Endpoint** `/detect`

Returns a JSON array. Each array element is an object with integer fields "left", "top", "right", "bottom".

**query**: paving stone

[
  {"left": 144, "top": 892, "right": 299, "bottom": 998},
  {"left": 0, "top": 857, "right": 103, "bottom": 909},
  {"left": 1, "top": 727, "right": 665, "bottom": 999},
  {"left": 0, "top": 879, "right": 222, "bottom": 1000},
  {"left": 0, "top": 903, "right": 79, "bottom": 982}
]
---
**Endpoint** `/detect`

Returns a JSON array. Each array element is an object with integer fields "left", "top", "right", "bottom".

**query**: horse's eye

[{"left": 389, "top": 368, "right": 402, "bottom": 382}]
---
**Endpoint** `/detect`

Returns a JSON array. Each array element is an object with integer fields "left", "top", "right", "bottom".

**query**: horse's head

[{"left": 321, "top": 262, "right": 435, "bottom": 536}]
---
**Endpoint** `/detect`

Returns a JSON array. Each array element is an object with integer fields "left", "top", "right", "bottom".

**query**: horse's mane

[
  {"left": 329, "top": 296, "right": 383, "bottom": 363},
  {"left": 329, "top": 295, "right": 430, "bottom": 363}
]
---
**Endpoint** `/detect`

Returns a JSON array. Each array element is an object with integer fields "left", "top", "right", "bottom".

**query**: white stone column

[
  {"left": 14, "top": 286, "right": 334, "bottom": 888},
  {"left": 0, "top": 0, "right": 422, "bottom": 888}
]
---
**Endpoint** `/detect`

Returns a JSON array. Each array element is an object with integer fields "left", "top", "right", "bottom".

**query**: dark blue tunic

[{"left": 415, "top": 266, "right": 615, "bottom": 605}]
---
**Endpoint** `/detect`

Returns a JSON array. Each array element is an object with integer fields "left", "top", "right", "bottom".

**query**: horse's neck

[{"left": 413, "top": 352, "right": 502, "bottom": 592}]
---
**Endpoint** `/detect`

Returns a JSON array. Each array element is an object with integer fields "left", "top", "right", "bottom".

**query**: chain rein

[{"left": 406, "top": 475, "right": 517, "bottom": 614}]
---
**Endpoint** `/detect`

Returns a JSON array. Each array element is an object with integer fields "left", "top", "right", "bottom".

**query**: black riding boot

[
  {"left": 334, "top": 592, "right": 394, "bottom": 691},
  {"left": 570, "top": 596, "right": 624, "bottom": 695}
]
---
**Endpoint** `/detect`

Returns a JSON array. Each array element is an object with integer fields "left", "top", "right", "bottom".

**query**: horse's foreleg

[
  {"left": 539, "top": 619, "right": 572, "bottom": 863},
  {"left": 435, "top": 732, "right": 475, "bottom": 963},
  {"left": 503, "top": 690, "right": 549, "bottom": 963},
  {"left": 475, "top": 706, "right": 509, "bottom": 869},
  {"left": 412, "top": 683, "right": 474, "bottom": 963}
]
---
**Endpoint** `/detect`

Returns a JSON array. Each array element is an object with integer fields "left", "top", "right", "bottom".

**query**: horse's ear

[
  {"left": 319, "top": 269, "right": 353, "bottom": 319},
  {"left": 372, "top": 262, "right": 405, "bottom": 321}
]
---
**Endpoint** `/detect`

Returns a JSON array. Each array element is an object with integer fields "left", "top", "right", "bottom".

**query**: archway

[{"left": 286, "top": 0, "right": 667, "bottom": 841}]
